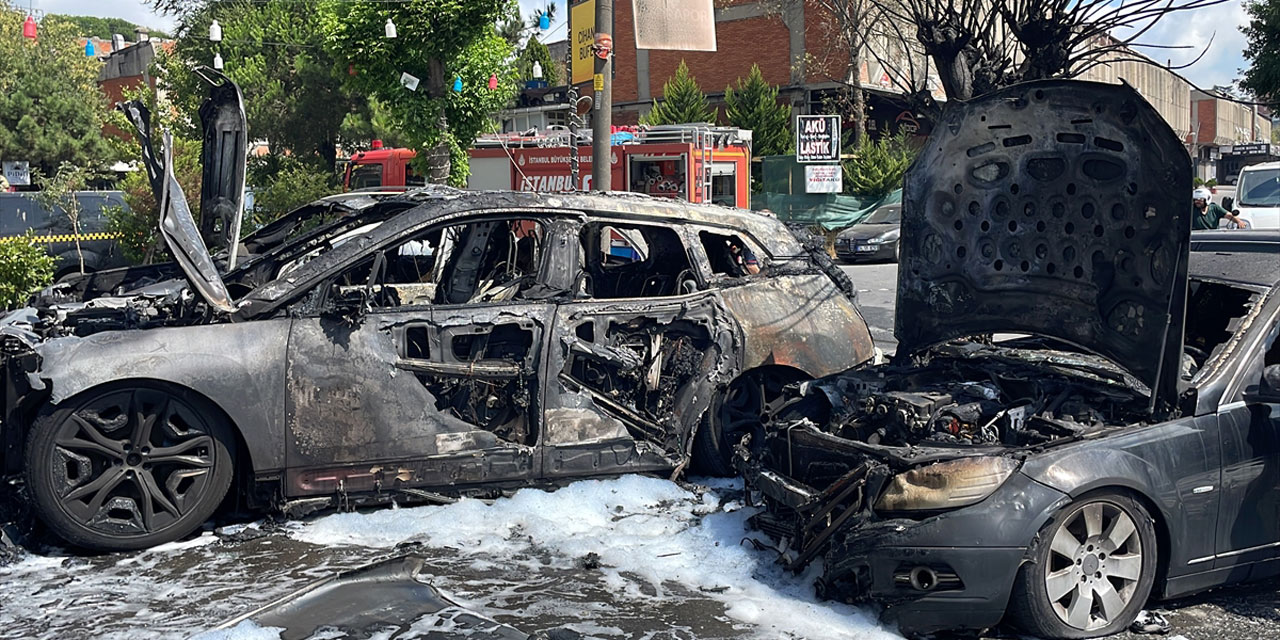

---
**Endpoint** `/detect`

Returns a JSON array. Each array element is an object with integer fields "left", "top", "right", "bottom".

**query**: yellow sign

[
  {"left": 571, "top": 0, "right": 596, "bottom": 85},
  {"left": 593, "top": 73, "right": 604, "bottom": 92}
]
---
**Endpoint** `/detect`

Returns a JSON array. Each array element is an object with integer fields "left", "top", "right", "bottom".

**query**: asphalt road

[{"left": 840, "top": 260, "right": 898, "bottom": 353}]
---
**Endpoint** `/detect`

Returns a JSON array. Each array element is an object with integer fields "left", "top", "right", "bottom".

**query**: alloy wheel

[
  {"left": 1044, "top": 501, "right": 1144, "bottom": 631},
  {"left": 48, "top": 389, "right": 219, "bottom": 538}
]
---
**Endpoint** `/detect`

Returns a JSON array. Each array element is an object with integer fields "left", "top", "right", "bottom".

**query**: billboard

[{"left": 633, "top": 0, "right": 716, "bottom": 51}]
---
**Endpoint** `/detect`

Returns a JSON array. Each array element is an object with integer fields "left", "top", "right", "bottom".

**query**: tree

[
  {"left": 517, "top": 36, "right": 559, "bottom": 86},
  {"left": 0, "top": 7, "right": 118, "bottom": 176},
  {"left": 843, "top": 131, "right": 918, "bottom": 197},
  {"left": 0, "top": 234, "right": 54, "bottom": 310},
  {"left": 724, "top": 65, "right": 792, "bottom": 157},
  {"left": 1241, "top": 0, "right": 1280, "bottom": 105},
  {"left": 641, "top": 61, "right": 716, "bottom": 125},
  {"left": 161, "top": 2, "right": 365, "bottom": 170},
  {"left": 31, "top": 163, "right": 98, "bottom": 275},
  {"left": 499, "top": 1, "right": 557, "bottom": 47},
  {"left": 48, "top": 14, "right": 169, "bottom": 40},
  {"left": 246, "top": 154, "right": 338, "bottom": 228},
  {"left": 328, "top": 1, "right": 518, "bottom": 186}
]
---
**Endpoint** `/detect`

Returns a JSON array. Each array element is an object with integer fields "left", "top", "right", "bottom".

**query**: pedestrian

[{"left": 1192, "top": 187, "right": 1248, "bottom": 230}]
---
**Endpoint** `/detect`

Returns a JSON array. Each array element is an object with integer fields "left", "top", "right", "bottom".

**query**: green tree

[
  {"left": 328, "top": 0, "right": 518, "bottom": 186},
  {"left": 1241, "top": 0, "right": 1279, "bottom": 105},
  {"left": 0, "top": 234, "right": 55, "bottom": 310},
  {"left": 724, "top": 64, "right": 792, "bottom": 157},
  {"left": 161, "top": 2, "right": 364, "bottom": 170},
  {"left": 517, "top": 36, "right": 559, "bottom": 85},
  {"left": 641, "top": 61, "right": 716, "bottom": 126},
  {"left": 31, "top": 163, "right": 99, "bottom": 275},
  {"left": 843, "top": 132, "right": 918, "bottom": 198},
  {"left": 246, "top": 154, "right": 339, "bottom": 229},
  {"left": 0, "top": 6, "right": 117, "bottom": 176},
  {"left": 48, "top": 14, "right": 169, "bottom": 40}
]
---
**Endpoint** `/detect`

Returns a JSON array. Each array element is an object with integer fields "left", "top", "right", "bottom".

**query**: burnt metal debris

[
  {"left": 0, "top": 70, "right": 873, "bottom": 551},
  {"left": 738, "top": 80, "right": 1280, "bottom": 639}
]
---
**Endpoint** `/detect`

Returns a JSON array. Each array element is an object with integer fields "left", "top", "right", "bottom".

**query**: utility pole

[{"left": 591, "top": 0, "right": 613, "bottom": 191}]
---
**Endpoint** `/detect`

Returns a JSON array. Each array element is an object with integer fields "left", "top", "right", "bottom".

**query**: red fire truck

[
  {"left": 343, "top": 142, "right": 422, "bottom": 191},
  {"left": 344, "top": 126, "right": 753, "bottom": 209}
]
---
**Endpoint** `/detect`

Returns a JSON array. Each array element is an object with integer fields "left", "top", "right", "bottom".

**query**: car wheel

[
  {"left": 693, "top": 371, "right": 804, "bottom": 476},
  {"left": 1009, "top": 491, "right": 1157, "bottom": 639},
  {"left": 25, "top": 384, "right": 234, "bottom": 551}
]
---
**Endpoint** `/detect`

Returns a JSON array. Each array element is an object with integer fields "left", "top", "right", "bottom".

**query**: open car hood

[
  {"left": 896, "top": 80, "right": 1191, "bottom": 413},
  {"left": 119, "top": 67, "right": 245, "bottom": 313}
]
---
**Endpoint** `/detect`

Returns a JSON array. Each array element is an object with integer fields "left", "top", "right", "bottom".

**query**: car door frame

[
  {"left": 537, "top": 215, "right": 741, "bottom": 479},
  {"left": 281, "top": 209, "right": 582, "bottom": 499}
]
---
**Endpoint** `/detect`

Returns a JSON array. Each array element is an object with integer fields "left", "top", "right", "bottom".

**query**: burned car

[
  {"left": 0, "top": 99, "right": 872, "bottom": 552},
  {"left": 739, "top": 80, "right": 1280, "bottom": 639}
]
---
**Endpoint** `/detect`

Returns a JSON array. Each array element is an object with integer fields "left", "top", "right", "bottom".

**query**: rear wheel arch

[{"left": 691, "top": 365, "right": 810, "bottom": 476}]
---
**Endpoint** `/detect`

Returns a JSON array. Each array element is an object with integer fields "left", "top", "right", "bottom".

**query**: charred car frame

[
  {"left": 0, "top": 75, "right": 873, "bottom": 552},
  {"left": 740, "top": 81, "right": 1280, "bottom": 638}
]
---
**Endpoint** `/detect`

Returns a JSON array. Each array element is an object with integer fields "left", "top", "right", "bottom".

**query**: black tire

[
  {"left": 25, "top": 383, "right": 235, "bottom": 551},
  {"left": 692, "top": 371, "right": 804, "bottom": 476},
  {"left": 1008, "top": 490, "right": 1157, "bottom": 639}
]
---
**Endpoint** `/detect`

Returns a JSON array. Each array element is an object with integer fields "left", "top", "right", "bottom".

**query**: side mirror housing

[
  {"left": 1221, "top": 196, "right": 1235, "bottom": 212},
  {"left": 323, "top": 284, "right": 370, "bottom": 324}
]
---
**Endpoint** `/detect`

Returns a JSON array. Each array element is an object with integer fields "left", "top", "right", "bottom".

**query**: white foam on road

[{"left": 287, "top": 475, "right": 898, "bottom": 640}]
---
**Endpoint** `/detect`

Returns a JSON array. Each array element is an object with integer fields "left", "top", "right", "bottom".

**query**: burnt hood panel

[{"left": 896, "top": 80, "right": 1191, "bottom": 411}]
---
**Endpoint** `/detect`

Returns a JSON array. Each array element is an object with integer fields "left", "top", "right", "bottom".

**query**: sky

[{"left": 26, "top": 0, "right": 1251, "bottom": 91}]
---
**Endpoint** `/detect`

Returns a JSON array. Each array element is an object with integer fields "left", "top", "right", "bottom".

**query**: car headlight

[{"left": 874, "top": 456, "right": 1019, "bottom": 512}]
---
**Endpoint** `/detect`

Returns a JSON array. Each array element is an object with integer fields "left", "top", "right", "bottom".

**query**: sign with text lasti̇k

[
  {"left": 571, "top": 0, "right": 597, "bottom": 85},
  {"left": 796, "top": 115, "right": 841, "bottom": 163}
]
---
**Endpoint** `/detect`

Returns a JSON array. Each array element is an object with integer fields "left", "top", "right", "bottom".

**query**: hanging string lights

[
  {"left": 84, "top": 39, "right": 95, "bottom": 57},
  {"left": 22, "top": 15, "right": 37, "bottom": 40},
  {"left": 213, "top": 52, "right": 224, "bottom": 70},
  {"left": 488, "top": 74, "right": 498, "bottom": 90},
  {"left": 209, "top": 19, "right": 222, "bottom": 43},
  {"left": 384, "top": 18, "right": 397, "bottom": 39},
  {"left": 453, "top": 76, "right": 463, "bottom": 92},
  {"left": 532, "top": 61, "right": 543, "bottom": 79}
]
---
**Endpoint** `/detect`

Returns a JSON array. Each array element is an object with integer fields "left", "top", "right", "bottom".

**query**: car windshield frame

[{"left": 1238, "top": 167, "right": 1280, "bottom": 207}]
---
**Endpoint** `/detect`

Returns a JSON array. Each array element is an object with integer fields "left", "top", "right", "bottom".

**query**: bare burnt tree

[
  {"left": 808, "top": 0, "right": 875, "bottom": 144},
  {"left": 871, "top": 0, "right": 1227, "bottom": 103}
]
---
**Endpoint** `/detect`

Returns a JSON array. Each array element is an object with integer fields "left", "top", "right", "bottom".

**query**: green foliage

[
  {"left": 517, "top": 37, "right": 559, "bottom": 86},
  {"left": 1193, "top": 176, "right": 1205, "bottom": 187},
  {"left": 1205, "top": 178, "right": 1218, "bottom": 188},
  {"left": 1241, "top": 0, "right": 1280, "bottom": 104},
  {"left": 641, "top": 61, "right": 716, "bottom": 126},
  {"left": 31, "top": 163, "right": 98, "bottom": 275},
  {"left": 0, "top": 234, "right": 55, "bottom": 310},
  {"left": 328, "top": 0, "right": 518, "bottom": 186},
  {"left": 106, "top": 132, "right": 203, "bottom": 264},
  {"left": 246, "top": 154, "right": 339, "bottom": 230},
  {"left": 0, "top": 6, "right": 118, "bottom": 176},
  {"left": 47, "top": 14, "right": 168, "bottom": 40},
  {"left": 724, "top": 64, "right": 791, "bottom": 157},
  {"left": 163, "top": 2, "right": 364, "bottom": 168},
  {"left": 843, "top": 132, "right": 919, "bottom": 198}
]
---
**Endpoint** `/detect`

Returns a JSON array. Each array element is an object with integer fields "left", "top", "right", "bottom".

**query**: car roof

[
  {"left": 1240, "top": 161, "right": 1280, "bottom": 173},
  {"left": 1188, "top": 247, "right": 1280, "bottom": 289},
  {"left": 389, "top": 187, "right": 797, "bottom": 247}
]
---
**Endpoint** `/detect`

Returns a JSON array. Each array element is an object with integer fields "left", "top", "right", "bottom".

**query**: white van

[{"left": 1232, "top": 161, "right": 1280, "bottom": 229}]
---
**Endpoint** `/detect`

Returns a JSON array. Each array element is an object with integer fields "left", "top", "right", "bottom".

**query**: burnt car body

[
  {"left": 835, "top": 204, "right": 901, "bottom": 263},
  {"left": 0, "top": 138, "right": 873, "bottom": 550},
  {"left": 738, "top": 80, "right": 1280, "bottom": 638}
]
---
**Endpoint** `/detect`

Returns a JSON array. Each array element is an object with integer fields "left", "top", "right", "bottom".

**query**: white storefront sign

[
  {"left": 805, "top": 164, "right": 842, "bottom": 193},
  {"left": 3, "top": 161, "right": 31, "bottom": 186}
]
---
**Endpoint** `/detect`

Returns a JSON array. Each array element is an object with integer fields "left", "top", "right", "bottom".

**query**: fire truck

[{"left": 343, "top": 126, "right": 753, "bottom": 209}]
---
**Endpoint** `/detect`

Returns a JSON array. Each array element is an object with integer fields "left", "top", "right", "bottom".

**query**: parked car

[
  {"left": 834, "top": 204, "right": 901, "bottom": 262},
  {"left": 0, "top": 144, "right": 873, "bottom": 551},
  {"left": 0, "top": 191, "right": 132, "bottom": 280},
  {"left": 738, "top": 80, "right": 1280, "bottom": 639},
  {"left": 1231, "top": 161, "right": 1280, "bottom": 229}
]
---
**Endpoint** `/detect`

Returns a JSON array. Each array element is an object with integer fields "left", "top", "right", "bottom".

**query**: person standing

[{"left": 1192, "top": 187, "right": 1249, "bottom": 229}]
